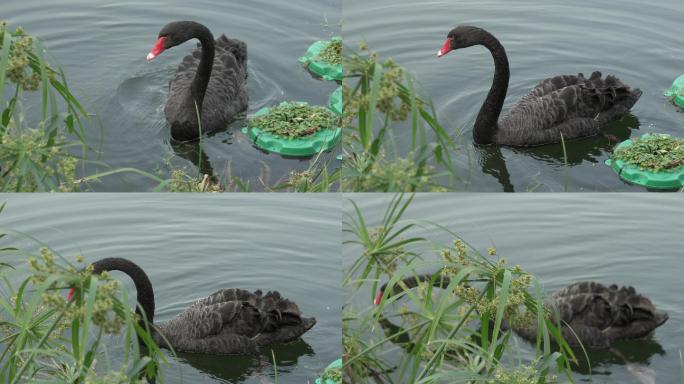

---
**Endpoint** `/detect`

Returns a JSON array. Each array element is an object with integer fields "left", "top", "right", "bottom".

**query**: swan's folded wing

[
  {"left": 190, "top": 288, "right": 261, "bottom": 308},
  {"left": 519, "top": 73, "right": 589, "bottom": 104},
  {"left": 175, "top": 332, "right": 259, "bottom": 355},
  {"left": 168, "top": 301, "right": 243, "bottom": 340}
]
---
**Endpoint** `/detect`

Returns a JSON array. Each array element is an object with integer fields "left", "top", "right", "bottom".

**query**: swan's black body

[
  {"left": 149, "top": 21, "right": 248, "bottom": 142},
  {"left": 376, "top": 273, "right": 667, "bottom": 348},
  {"left": 439, "top": 26, "right": 642, "bottom": 147},
  {"left": 92, "top": 258, "right": 315, "bottom": 355}
]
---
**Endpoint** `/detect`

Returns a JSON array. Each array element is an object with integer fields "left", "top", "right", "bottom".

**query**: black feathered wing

[{"left": 495, "top": 72, "right": 641, "bottom": 146}]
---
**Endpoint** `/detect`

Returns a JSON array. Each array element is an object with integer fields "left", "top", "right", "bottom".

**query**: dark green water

[
  {"left": 343, "top": 193, "right": 684, "bottom": 382},
  {"left": 4, "top": 0, "right": 341, "bottom": 191},
  {"left": 0, "top": 194, "right": 341, "bottom": 383},
  {"left": 343, "top": 0, "right": 684, "bottom": 191}
]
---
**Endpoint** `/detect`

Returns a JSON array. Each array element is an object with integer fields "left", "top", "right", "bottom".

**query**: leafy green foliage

[
  {"left": 612, "top": 134, "right": 684, "bottom": 172},
  {"left": 317, "top": 38, "right": 342, "bottom": 66},
  {"left": 250, "top": 102, "right": 340, "bottom": 138}
]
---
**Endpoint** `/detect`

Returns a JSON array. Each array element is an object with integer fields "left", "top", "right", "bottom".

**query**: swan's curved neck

[
  {"left": 473, "top": 30, "right": 509, "bottom": 145},
  {"left": 189, "top": 24, "right": 215, "bottom": 112},
  {"left": 381, "top": 273, "right": 452, "bottom": 295},
  {"left": 91, "top": 258, "right": 155, "bottom": 324}
]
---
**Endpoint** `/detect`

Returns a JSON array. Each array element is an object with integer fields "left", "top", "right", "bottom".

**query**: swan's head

[
  {"left": 438, "top": 26, "right": 490, "bottom": 57},
  {"left": 147, "top": 21, "right": 208, "bottom": 61}
]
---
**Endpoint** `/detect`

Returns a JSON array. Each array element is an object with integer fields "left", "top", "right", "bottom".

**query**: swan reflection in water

[
  {"left": 175, "top": 339, "right": 315, "bottom": 382},
  {"left": 477, "top": 113, "right": 640, "bottom": 192}
]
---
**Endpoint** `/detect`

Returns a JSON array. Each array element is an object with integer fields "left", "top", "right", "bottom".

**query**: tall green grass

[
  {"left": 0, "top": 22, "right": 92, "bottom": 192},
  {"left": 342, "top": 45, "right": 459, "bottom": 192},
  {"left": 342, "top": 194, "right": 578, "bottom": 383}
]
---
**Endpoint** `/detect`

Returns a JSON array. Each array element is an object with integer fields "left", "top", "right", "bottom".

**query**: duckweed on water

[
  {"left": 250, "top": 102, "right": 339, "bottom": 138},
  {"left": 316, "top": 38, "right": 342, "bottom": 65},
  {"left": 612, "top": 134, "right": 684, "bottom": 172}
]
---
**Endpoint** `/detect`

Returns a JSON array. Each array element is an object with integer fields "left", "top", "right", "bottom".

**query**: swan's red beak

[
  {"left": 66, "top": 288, "right": 76, "bottom": 301},
  {"left": 147, "top": 36, "right": 167, "bottom": 61},
  {"left": 437, "top": 37, "right": 453, "bottom": 57},
  {"left": 373, "top": 291, "right": 384, "bottom": 306}
]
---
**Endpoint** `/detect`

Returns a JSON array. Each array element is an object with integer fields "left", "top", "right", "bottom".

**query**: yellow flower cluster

[
  {"left": 342, "top": 50, "right": 418, "bottom": 124},
  {"left": 0, "top": 128, "right": 79, "bottom": 192},
  {"left": 27, "top": 249, "right": 128, "bottom": 334}
]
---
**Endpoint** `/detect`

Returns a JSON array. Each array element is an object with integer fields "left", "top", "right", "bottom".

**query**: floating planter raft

[
  {"left": 665, "top": 74, "right": 684, "bottom": 109},
  {"left": 605, "top": 133, "right": 684, "bottom": 189},
  {"left": 315, "top": 358, "right": 342, "bottom": 384},
  {"left": 329, "top": 86, "right": 342, "bottom": 116},
  {"left": 243, "top": 102, "right": 342, "bottom": 157},
  {"left": 299, "top": 37, "right": 342, "bottom": 81}
]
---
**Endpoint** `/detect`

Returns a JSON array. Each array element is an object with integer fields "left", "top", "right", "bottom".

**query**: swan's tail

[{"left": 580, "top": 71, "right": 642, "bottom": 113}]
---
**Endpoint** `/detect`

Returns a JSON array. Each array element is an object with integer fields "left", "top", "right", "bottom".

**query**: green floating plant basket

[
  {"left": 605, "top": 133, "right": 684, "bottom": 190},
  {"left": 315, "top": 358, "right": 342, "bottom": 384},
  {"left": 298, "top": 37, "right": 342, "bottom": 81},
  {"left": 665, "top": 74, "right": 684, "bottom": 109},
  {"left": 329, "top": 86, "right": 342, "bottom": 116},
  {"left": 242, "top": 102, "right": 342, "bottom": 158}
]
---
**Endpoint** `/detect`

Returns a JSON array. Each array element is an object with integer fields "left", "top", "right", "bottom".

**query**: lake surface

[
  {"left": 343, "top": 193, "right": 684, "bottom": 382},
  {"left": 0, "top": 194, "right": 341, "bottom": 384},
  {"left": 3, "top": 0, "right": 341, "bottom": 191},
  {"left": 343, "top": 0, "right": 684, "bottom": 191}
]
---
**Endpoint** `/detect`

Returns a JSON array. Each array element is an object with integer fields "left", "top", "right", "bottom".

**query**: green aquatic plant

[
  {"left": 165, "top": 168, "right": 222, "bottom": 192},
  {"left": 342, "top": 194, "right": 577, "bottom": 384},
  {"left": 485, "top": 358, "right": 558, "bottom": 384},
  {"left": 250, "top": 102, "right": 340, "bottom": 138},
  {"left": 317, "top": 38, "right": 342, "bottom": 65},
  {"left": 342, "top": 44, "right": 459, "bottom": 192},
  {"left": 612, "top": 134, "right": 684, "bottom": 172}
]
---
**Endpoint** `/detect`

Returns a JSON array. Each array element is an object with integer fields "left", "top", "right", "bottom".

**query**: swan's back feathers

[
  {"left": 164, "top": 35, "right": 248, "bottom": 141},
  {"left": 512, "top": 282, "right": 667, "bottom": 347},
  {"left": 155, "top": 288, "right": 315, "bottom": 355},
  {"left": 495, "top": 72, "right": 641, "bottom": 146}
]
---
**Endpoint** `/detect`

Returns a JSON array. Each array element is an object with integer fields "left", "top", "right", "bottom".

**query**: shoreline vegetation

[{"left": 0, "top": 22, "right": 339, "bottom": 192}]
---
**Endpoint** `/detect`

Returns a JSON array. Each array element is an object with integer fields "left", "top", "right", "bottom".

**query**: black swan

[
  {"left": 147, "top": 21, "right": 248, "bottom": 142},
  {"left": 72, "top": 258, "right": 316, "bottom": 355},
  {"left": 437, "top": 26, "right": 642, "bottom": 147},
  {"left": 375, "top": 273, "right": 667, "bottom": 348}
]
